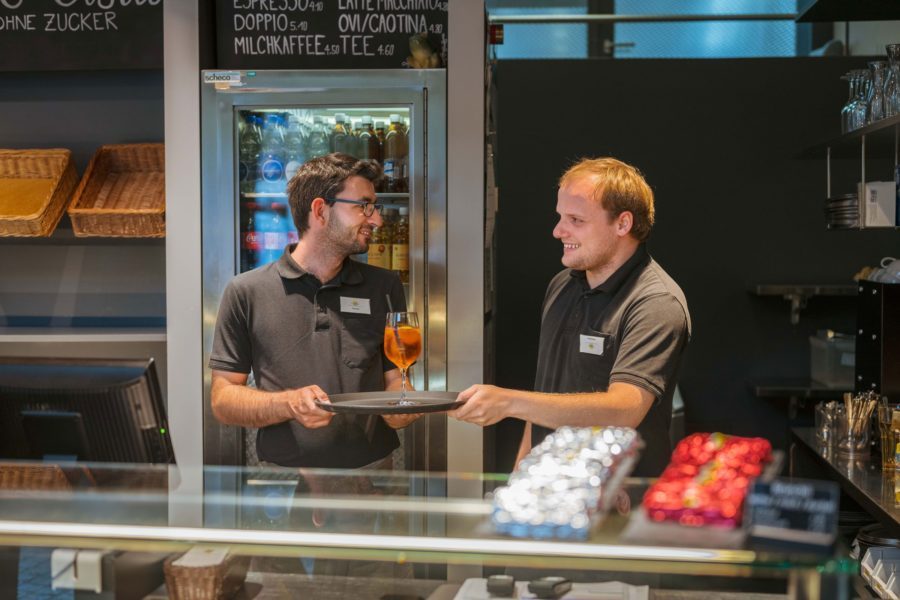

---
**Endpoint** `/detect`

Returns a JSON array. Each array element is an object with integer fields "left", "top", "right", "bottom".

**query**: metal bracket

[{"left": 784, "top": 293, "right": 809, "bottom": 326}]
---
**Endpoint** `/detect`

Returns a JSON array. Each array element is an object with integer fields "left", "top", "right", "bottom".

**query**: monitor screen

[{"left": 0, "top": 357, "right": 174, "bottom": 464}]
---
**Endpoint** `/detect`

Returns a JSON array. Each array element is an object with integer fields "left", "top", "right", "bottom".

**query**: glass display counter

[{"left": 0, "top": 461, "right": 854, "bottom": 599}]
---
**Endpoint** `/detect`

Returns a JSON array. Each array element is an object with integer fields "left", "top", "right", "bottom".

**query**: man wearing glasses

[{"left": 209, "top": 153, "right": 416, "bottom": 471}]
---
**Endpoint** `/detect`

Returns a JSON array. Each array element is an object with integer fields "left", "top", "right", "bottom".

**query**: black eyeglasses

[{"left": 324, "top": 197, "right": 383, "bottom": 217}]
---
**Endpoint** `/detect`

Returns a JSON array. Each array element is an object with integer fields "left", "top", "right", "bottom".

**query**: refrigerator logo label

[
  {"left": 203, "top": 71, "right": 242, "bottom": 85},
  {"left": 261, "top": 159, "right": 284, "bottom": 183}
]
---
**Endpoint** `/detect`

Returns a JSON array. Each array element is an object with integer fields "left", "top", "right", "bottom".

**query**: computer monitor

[{"left": 0, "top": 357, "right": 174, "bottom": 464}]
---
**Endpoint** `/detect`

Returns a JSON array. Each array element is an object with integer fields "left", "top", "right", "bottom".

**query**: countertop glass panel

[{"left": 0, "top": 460, "right": 855, "bottom": 578}]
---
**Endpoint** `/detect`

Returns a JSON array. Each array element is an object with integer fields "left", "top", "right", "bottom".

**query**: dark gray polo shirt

[
  {"left": 209, "top": 245, "right": 406, "bottom": 468},
  {"left": 532, "top": 244, "right": 691, "bottom": 477}
]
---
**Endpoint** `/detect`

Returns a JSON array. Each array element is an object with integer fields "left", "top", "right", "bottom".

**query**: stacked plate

[{"left": 826, "top": 193, "right": 860, "bottom": 229}]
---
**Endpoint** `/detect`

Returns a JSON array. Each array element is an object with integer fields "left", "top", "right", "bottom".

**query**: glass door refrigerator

[{"left": 200, "top": 70, "right": 447, "bottom": 471}]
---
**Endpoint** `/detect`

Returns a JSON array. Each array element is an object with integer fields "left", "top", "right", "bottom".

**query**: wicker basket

[
  {"left": 0, "top": 148, "right": 78, "bottom": 237},
  {"left": 68, "top": 143, "right": 165, "bottom": 237},
  {"left": 0, "top": 463, "right": 72, "bottom": 491},
  {"left": 163, "top": 550, "right": 249, "bottom": 600}
]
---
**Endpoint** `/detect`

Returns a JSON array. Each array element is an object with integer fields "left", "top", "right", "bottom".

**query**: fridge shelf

[
  {"left": 241, "top": 192, "right": 410, "bottom": 200},
  {"left": 241, "top": 192, "right": 287, "bottom": 198}
]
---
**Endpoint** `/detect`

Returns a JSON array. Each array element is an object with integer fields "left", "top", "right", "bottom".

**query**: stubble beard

[
  {"left": 566, "top": 243, "right": 614, "bottom": 274},
  {"left": 324, "top": 216, "right": 366, "bottom": 257}
]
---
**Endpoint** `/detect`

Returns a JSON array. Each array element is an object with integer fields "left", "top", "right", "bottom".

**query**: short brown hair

[
  {"left": 559, "top": 157, "right": 655, "bottom": 242},
  {"left": 286, "top": 153, "right": 383, "bottom": 236}
]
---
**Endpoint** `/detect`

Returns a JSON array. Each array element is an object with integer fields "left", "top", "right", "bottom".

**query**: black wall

[{"left": 492, "top": 58, "right": 899, "bottom": 469}]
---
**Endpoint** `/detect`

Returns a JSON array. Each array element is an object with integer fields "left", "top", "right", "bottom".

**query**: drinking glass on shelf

[
  {"left": 885, "top": 44, "right": 900, "bottom": 118},
  {"left": 841, "top": 71, "right": 857, "bottom": 133},
  {"left": 384, "top": 311, "right": 422, "bottom": 404},
  {"left": 851, "top": 70, "right": 871, "bottom": 131},
  {"left": 879, "top": 404, "right": 900, "bottom": 471},
  {"left": 836, "top": 410, "right": 870, "bottom": 456},
  {"left": 867, "top": 61, "right": 887, "bottom": 124},
  {"left": 815, "top": 401, "right": 836, "bottom": 445}
]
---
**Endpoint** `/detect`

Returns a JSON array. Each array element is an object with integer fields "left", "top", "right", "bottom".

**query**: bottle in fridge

[
  {"left": 383, "top": 114, "right": 408, "bottom": 193},
  {"left": 257, "top": 113, "right": 286, "bottom": 196}
]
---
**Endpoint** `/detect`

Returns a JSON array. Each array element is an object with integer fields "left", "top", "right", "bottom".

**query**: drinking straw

[{"left": 385, "top": 294, "right": 405, "bottom": 363}]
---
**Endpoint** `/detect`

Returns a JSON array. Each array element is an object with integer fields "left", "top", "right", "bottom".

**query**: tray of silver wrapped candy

[{"left": 491, "top": 426, "right": 643, "bottom": 540}]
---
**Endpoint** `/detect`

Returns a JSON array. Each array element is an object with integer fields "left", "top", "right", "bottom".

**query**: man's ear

[
  {"left": 310, "top": 197, "right": 328, "bottom": 228},
  {"left": 617, "top": 211, "right": 634, "bottom": 237}
]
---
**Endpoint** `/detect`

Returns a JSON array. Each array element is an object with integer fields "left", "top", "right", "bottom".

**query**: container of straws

[{"left": 837, "top": 391, "right": 880, "bottom": 456}]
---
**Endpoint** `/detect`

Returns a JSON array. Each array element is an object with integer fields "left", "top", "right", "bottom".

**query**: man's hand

[
  {"left": 381, "top": 413, "right": 424, "bottom": 429},
  {"left": 448, "top": 384, "right": 513, "bottom": 427},
  {"left": 284, "top": 385, "right": 334, "bottom": 429}
]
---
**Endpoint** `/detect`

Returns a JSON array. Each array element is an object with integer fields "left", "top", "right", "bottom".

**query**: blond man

[{"left": 451, "top": 157, "right": 691, "bottom": 476}]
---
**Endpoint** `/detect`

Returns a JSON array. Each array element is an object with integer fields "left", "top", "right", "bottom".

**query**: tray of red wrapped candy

[{"left": 621, "top": 432, "right": 782, "bottom": 548}]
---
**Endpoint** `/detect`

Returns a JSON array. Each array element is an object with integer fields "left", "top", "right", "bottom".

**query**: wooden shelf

[
  {"left": 0, "top": 222, "right": 165, "bottom": 246},
  {"left": 798, "top": 113, "right": 900, "bottom": 160},
  {"left": 752, "top": 378, "right": 852, "bottom": 400},
  {"left": 751, "top": 284, "right": 857, "bottom": 324},
  {"left": 0, "top": 328, "right": 166, "bottom": 343},
  {"left": 752, "top": 284, "right": 858, "bottom": 297}
]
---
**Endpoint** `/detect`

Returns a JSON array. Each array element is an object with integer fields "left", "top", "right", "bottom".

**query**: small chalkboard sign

[
  {"left": 744, "top": 478, "right": 839, "bottom": 549},
  {"left": 0, "top": 0, "right": 162, "bottom": 72},
  {"left": 217, "top": 0, "right": 448, "bottom": 70}
]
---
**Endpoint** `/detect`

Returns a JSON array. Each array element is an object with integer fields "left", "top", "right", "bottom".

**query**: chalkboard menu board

[
  {"left": 745, "top": 478, "right": 839, "bottom": 548},
  {"left": 0, "top": 0, "right": 163, "bottom": 72},
  {"left": 218, "top": 0, "right": 448, "bottom": 70}
]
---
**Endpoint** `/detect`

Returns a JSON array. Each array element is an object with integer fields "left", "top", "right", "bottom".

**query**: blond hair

[{"left": 559, "top": 157, "right": 655, "bottom": 242}]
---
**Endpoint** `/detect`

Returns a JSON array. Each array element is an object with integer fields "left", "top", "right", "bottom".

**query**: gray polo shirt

[
  {"left": 532, "top": 244, "right": 691, "bottom": 477},
  {"left": 209, "top": 245, "right": 406, "bottom": 468}
]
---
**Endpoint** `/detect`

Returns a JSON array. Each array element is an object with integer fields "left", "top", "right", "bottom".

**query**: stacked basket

[
  {"left": 163, "top": 549, "right": 249, "bottom": 600},
  {"left": 0, "top": 463, "right": 72, "bottom": 491},
  {"left": 0, "top": 148, "right": 78, "bottom": 237},
  {"left": 68, "top": 143, "right": 165, "bottom": 237},
  {"left": 0, "top": 144, "right": 165, "bottom": 238}
]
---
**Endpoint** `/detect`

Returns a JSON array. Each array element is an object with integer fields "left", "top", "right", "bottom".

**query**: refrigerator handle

[
  {"left": 423, "top": 86, "right": 429, "bottom": 207},
  {"left": 421, "top": 85, "right": 429, "bottom": 389}
]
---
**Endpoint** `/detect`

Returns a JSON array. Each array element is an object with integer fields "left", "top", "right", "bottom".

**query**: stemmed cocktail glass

[{"left": 384, "top": 312, "right": 421, "bottom": 405}]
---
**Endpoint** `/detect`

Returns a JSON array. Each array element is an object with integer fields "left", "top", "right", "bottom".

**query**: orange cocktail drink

[{"left": 384, "top": 325, "right": 422, "bottom": 370}]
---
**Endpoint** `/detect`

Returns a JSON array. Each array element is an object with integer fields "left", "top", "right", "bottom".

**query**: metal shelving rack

[{"left": 801, "top": 113, "right": 900, "bottom": 230}]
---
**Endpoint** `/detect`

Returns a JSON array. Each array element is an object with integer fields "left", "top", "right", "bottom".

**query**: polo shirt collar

[
  {"left": 571, "top": 244, "right": 649, "bottom": 295},
  {"left": 276, "top": 244, "right": 364, "bottom": 285}
]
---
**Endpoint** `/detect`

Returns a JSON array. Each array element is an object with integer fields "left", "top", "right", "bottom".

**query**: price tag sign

[
  {"left": 218, "top": 0, "right": 448, "bottom": 70},
  {"left": 0, "top": 0, "right": 162, "bottom": 71},
  {"left": 744, "top": 478, "right": 839, "bottom": 549}
]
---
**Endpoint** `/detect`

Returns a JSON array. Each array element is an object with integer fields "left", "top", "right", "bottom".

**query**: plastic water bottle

[
  {"left": 306, "top": 115, "right": 330, "bottom": 159},
  {"left": 283, "top": 115, "right": 307, "bottom": 184},
  {"left": 257, "top": 114, "right": 286, "bottom": 197},
  {"left": 238, "top": 114, "right": 261, "bottom": 195},
  {"left": 255, "top": 203, "right": 289, "bottom": 266}
]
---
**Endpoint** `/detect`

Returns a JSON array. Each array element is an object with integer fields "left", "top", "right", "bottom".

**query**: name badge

[
  {"left": 340, "top": 297, "right": 371, "bottom": 314},
  {"left": 580, "top": 334, "right": 605, "bottom": 356}
]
